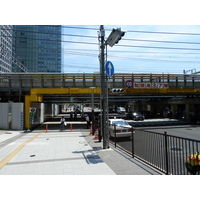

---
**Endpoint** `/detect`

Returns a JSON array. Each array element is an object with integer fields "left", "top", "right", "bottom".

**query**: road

[{"left": 140, "top": 125, "right": 200, "bottom": 141}]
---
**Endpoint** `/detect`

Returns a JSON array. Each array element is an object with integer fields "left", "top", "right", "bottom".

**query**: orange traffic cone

[
  {"left": 93, "top": 129, "right": 99, "bottom": 140},
  {"left": 89, "top": 125, "right": 93, "bottom": 135}
]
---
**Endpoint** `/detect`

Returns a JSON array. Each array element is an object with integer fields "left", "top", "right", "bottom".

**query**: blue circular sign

[
  {"left": 125, "top": 80, "right": 133, "bottom": 88},
  {"left": 105, "top": 61, "right": 114, "bottom": 77}
]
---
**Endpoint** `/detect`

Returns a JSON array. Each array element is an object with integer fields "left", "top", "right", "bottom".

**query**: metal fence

[{"left": 112, "top": 128, "right": 200, "bottom": 175}]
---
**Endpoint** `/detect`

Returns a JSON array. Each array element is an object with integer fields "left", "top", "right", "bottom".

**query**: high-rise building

[
  {"left": 0, "top": 25, "right": 13, "bottom": 73},
  {"left": 13, "top": 25, "right": 62, "bottom": 72}
]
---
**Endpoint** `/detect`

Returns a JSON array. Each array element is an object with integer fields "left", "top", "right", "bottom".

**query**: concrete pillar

[{"left": 185, "top": 104, "right": 190, "bottom": 120}]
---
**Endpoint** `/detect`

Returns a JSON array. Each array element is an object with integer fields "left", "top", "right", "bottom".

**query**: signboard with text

[{"left": 128, "top": 82, "right": 169, "bottom": 89}]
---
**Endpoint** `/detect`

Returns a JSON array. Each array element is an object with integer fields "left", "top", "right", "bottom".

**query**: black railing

[{"left": 111, "top": 128, "right": 200, "bottom": 175}]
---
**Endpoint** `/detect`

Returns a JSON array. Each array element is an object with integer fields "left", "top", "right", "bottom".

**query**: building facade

[
  {"left": 0, "top": 25, "right": 13, "bottom": 73},
  {"left": 13, "top": 25, "right": 62, "bottom": 72}
]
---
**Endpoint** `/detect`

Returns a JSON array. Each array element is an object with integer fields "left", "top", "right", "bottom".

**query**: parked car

[
  {"left": 140, "top": 111, "right": 153, "bottom": 119},
  {"left": 117, "top": 107, "right": 126, "bottom": 114},
  {"left": 127, "top": 111, "right": 145, "bottom": 121},
  {"left": 108, "top": 118, "right": 133, "bottom": 138}
]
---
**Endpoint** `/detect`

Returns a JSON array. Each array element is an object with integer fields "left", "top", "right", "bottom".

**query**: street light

[{"left": 99, "top": 25, "right": 126, "bottom": 149}]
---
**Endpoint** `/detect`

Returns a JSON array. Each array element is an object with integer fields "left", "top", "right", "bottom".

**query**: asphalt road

[{"left": 138, "top": 124, "right": 200, "bottom": 141}]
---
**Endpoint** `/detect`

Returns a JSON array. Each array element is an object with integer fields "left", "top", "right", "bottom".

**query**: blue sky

[
  {"left": 2, "top": 1, "right": 200, "bottom": 74},
  {"left": 62, "top": 25, "right": 200, "bottom": 74}
]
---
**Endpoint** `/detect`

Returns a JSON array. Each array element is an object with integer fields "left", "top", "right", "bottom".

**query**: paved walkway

[{"left": 0, "top": 129, "right": 163, "bottom": 175}]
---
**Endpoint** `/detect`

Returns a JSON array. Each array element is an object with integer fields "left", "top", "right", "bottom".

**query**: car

[
  {"left": 108, "top": 118, "right": 133, "bottom": 138},
  {"left": 117, "top": 107, "right": 126, "bottom": 114},
  {"left": 127, "top": 111, "right": 145, "bottom": 121},
  {"left": 140, "top": 111, "right": 153, "bottom": 119}
]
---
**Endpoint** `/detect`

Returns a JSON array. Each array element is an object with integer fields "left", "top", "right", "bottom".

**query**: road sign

[
  {"left": 29, "top": 107, "right": 36, "bottom": 125},
  {"left": 125, "top": 80, "right": 133, "bottom": 88},
  {"left": 105, "top": 61, "right": 114, "bottom": 77}
]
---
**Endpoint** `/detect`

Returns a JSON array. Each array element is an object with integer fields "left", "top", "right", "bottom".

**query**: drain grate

[
  {"left": 5, "top": 132, "right": 12, "bottom": 134},
  {"left": 30, "top": 155, "right": 36, "bottom": 157}
]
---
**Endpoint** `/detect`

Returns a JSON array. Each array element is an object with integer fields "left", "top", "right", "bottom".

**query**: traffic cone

[
  {"left": 93, "top": 129, "right": 99, "bottom": 140},
  {"left": 89, "top": 125, "right": 93, "bottom": 135}
]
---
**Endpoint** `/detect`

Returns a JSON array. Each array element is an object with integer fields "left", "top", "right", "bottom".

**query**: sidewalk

[{"left": 0, "top": 129, "right": 163, "bottom": 175}]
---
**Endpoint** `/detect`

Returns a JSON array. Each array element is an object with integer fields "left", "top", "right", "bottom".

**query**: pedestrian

[
  {"left": 70, "top": 111, "right": 73, "bottom": 121},
  {"left": 60, "top": 116, "right": 65, "bottom": 131},
  {"left": 74, "top": 111, "right": 77, "bottom": 120},
  {"left": 85, "top": 114, "right": 90, "bottom": 129}
]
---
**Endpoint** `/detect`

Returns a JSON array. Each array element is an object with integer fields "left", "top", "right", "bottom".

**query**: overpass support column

[
  {"left": 185, "top": 104, "right": 190, "bottom": 120},
  {"left": 170, "top": 104, "right": 177, "bottom": 119}
]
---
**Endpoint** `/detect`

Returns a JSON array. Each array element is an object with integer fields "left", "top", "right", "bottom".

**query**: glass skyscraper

[
  {"left": 13, "top": 25, "right": 62, "bottom": 72},
  {"left": 0, "top": 25, "right": 13, "bottom": 73}
]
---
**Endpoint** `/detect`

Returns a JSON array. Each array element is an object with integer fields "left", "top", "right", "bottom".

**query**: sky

[
  {"left": 3, "top": 1, "right": 200, "bottom": 75},
  {"left": 62, "top": 25, "right": 200, "bottom": 74},
  {"left": 1, "top": 0, "right": 199, "bottom": 196}
]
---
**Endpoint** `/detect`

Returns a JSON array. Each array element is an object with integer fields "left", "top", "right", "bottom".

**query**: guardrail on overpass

[{"left": 1, "top": 73, "right": 200, "bottom": 91}]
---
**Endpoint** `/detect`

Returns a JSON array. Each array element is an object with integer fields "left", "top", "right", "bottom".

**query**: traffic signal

[
  {"left": 110, "top": 88, "right": 125, "bottom": 93},
  {"left": 106, "top": 28, "right": 126, "bottom": 47}
]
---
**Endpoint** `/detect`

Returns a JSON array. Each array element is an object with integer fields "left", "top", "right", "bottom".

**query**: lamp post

[
  {"left": 99, "top": 25, "right": 126, "bottom": 149},
  {"left": 90, "top": 87, "right": 96, "bottom": 135}
]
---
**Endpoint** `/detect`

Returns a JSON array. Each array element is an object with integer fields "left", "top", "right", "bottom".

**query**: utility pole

[
  {"left": 99, "top": 25, "right": 126, "bottom": 149},
  {"left": 99, "top": 25, "right": 109, "bottom": 149}
]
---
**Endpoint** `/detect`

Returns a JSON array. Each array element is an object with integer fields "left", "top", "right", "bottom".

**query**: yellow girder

[
  {"left": 124, "top": 88, "right": 200, "bottom": 94},
  {"left": 30, "top": 87, "right": 101, "bottom": 95}
]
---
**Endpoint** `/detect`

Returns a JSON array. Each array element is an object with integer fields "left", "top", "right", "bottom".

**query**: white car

[
  {"left": 117, "top": 107, "right": 126, "bottom": 114},
  {"left": 108, "top": 118, "right": 133, "bottom": 138}
]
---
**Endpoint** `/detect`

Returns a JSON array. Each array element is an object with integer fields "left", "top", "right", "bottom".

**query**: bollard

[
  {"left": 70, "top": 123, "right": 72, "bottom": 132},
  {"left": 46, "top": 124, "right": 48, "bottom": 133}
]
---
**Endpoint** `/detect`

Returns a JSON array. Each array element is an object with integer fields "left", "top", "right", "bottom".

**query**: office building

[
  {"left": 13, "top": 25, "right": 62, "bottom": 72},
  {"left": 0, "top": 25, "right": 13, "bottom": 73}
]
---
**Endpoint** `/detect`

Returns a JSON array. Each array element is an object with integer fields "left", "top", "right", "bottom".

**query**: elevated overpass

[
  {"left": 1, "top": 72, "right": 200, "bottom": 99},
  {"left": 1, "top": 73, "right": 200, "bottom": 129}
]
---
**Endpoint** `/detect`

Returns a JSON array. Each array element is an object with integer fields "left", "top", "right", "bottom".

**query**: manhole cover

[
  {"left": 5, "top": 132, "right": 12, "bottom": 134},
  {"left": 30, "top": 155, "right": 36, "bottom": 157},
  {"left": 93, "top": 147, "right": 102, "bottom": 151},
  {"left": 170, "top": 147, "right": 182, "bottom": 152},
  {"left": 79, "top": 141, "right": 86, "bottom": 144}
]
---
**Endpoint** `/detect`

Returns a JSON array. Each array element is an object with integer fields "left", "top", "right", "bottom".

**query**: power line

[
  {"left": 2, "top": 34, "right": 200, "bottom": 51},
  {"left": 61, "top": 25, "right": 200, "bottom": 36},
  {"left": 123, "top": 38, "right": 200, "bottom": 45},
  {"left": 2, "top": 27, "right": 200, "bottom": 46},
  {"left": 126, "top": 29, "right": 200, "bottom": 36},
  {"left": 116, "top": 43, "right": 200, "bottom": 51}
]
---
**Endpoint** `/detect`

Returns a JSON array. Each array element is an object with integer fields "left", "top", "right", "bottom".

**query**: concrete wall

[
  {"left": 0, "top": 103, "right": 9, "bottom": 129},
  {"left": 0, "top": 103, "right": 24, "bottom": 130},
  {"left": 11, "top": 103, "right": 24, "bottom": 130}
]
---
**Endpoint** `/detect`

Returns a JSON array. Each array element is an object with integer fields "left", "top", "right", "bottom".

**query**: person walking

[
  {"left": 85, "top": 114, "right": 90, "bottom": 129},
  {"left": 60, "top": 116, "right": 65, "bottom": 131}
]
